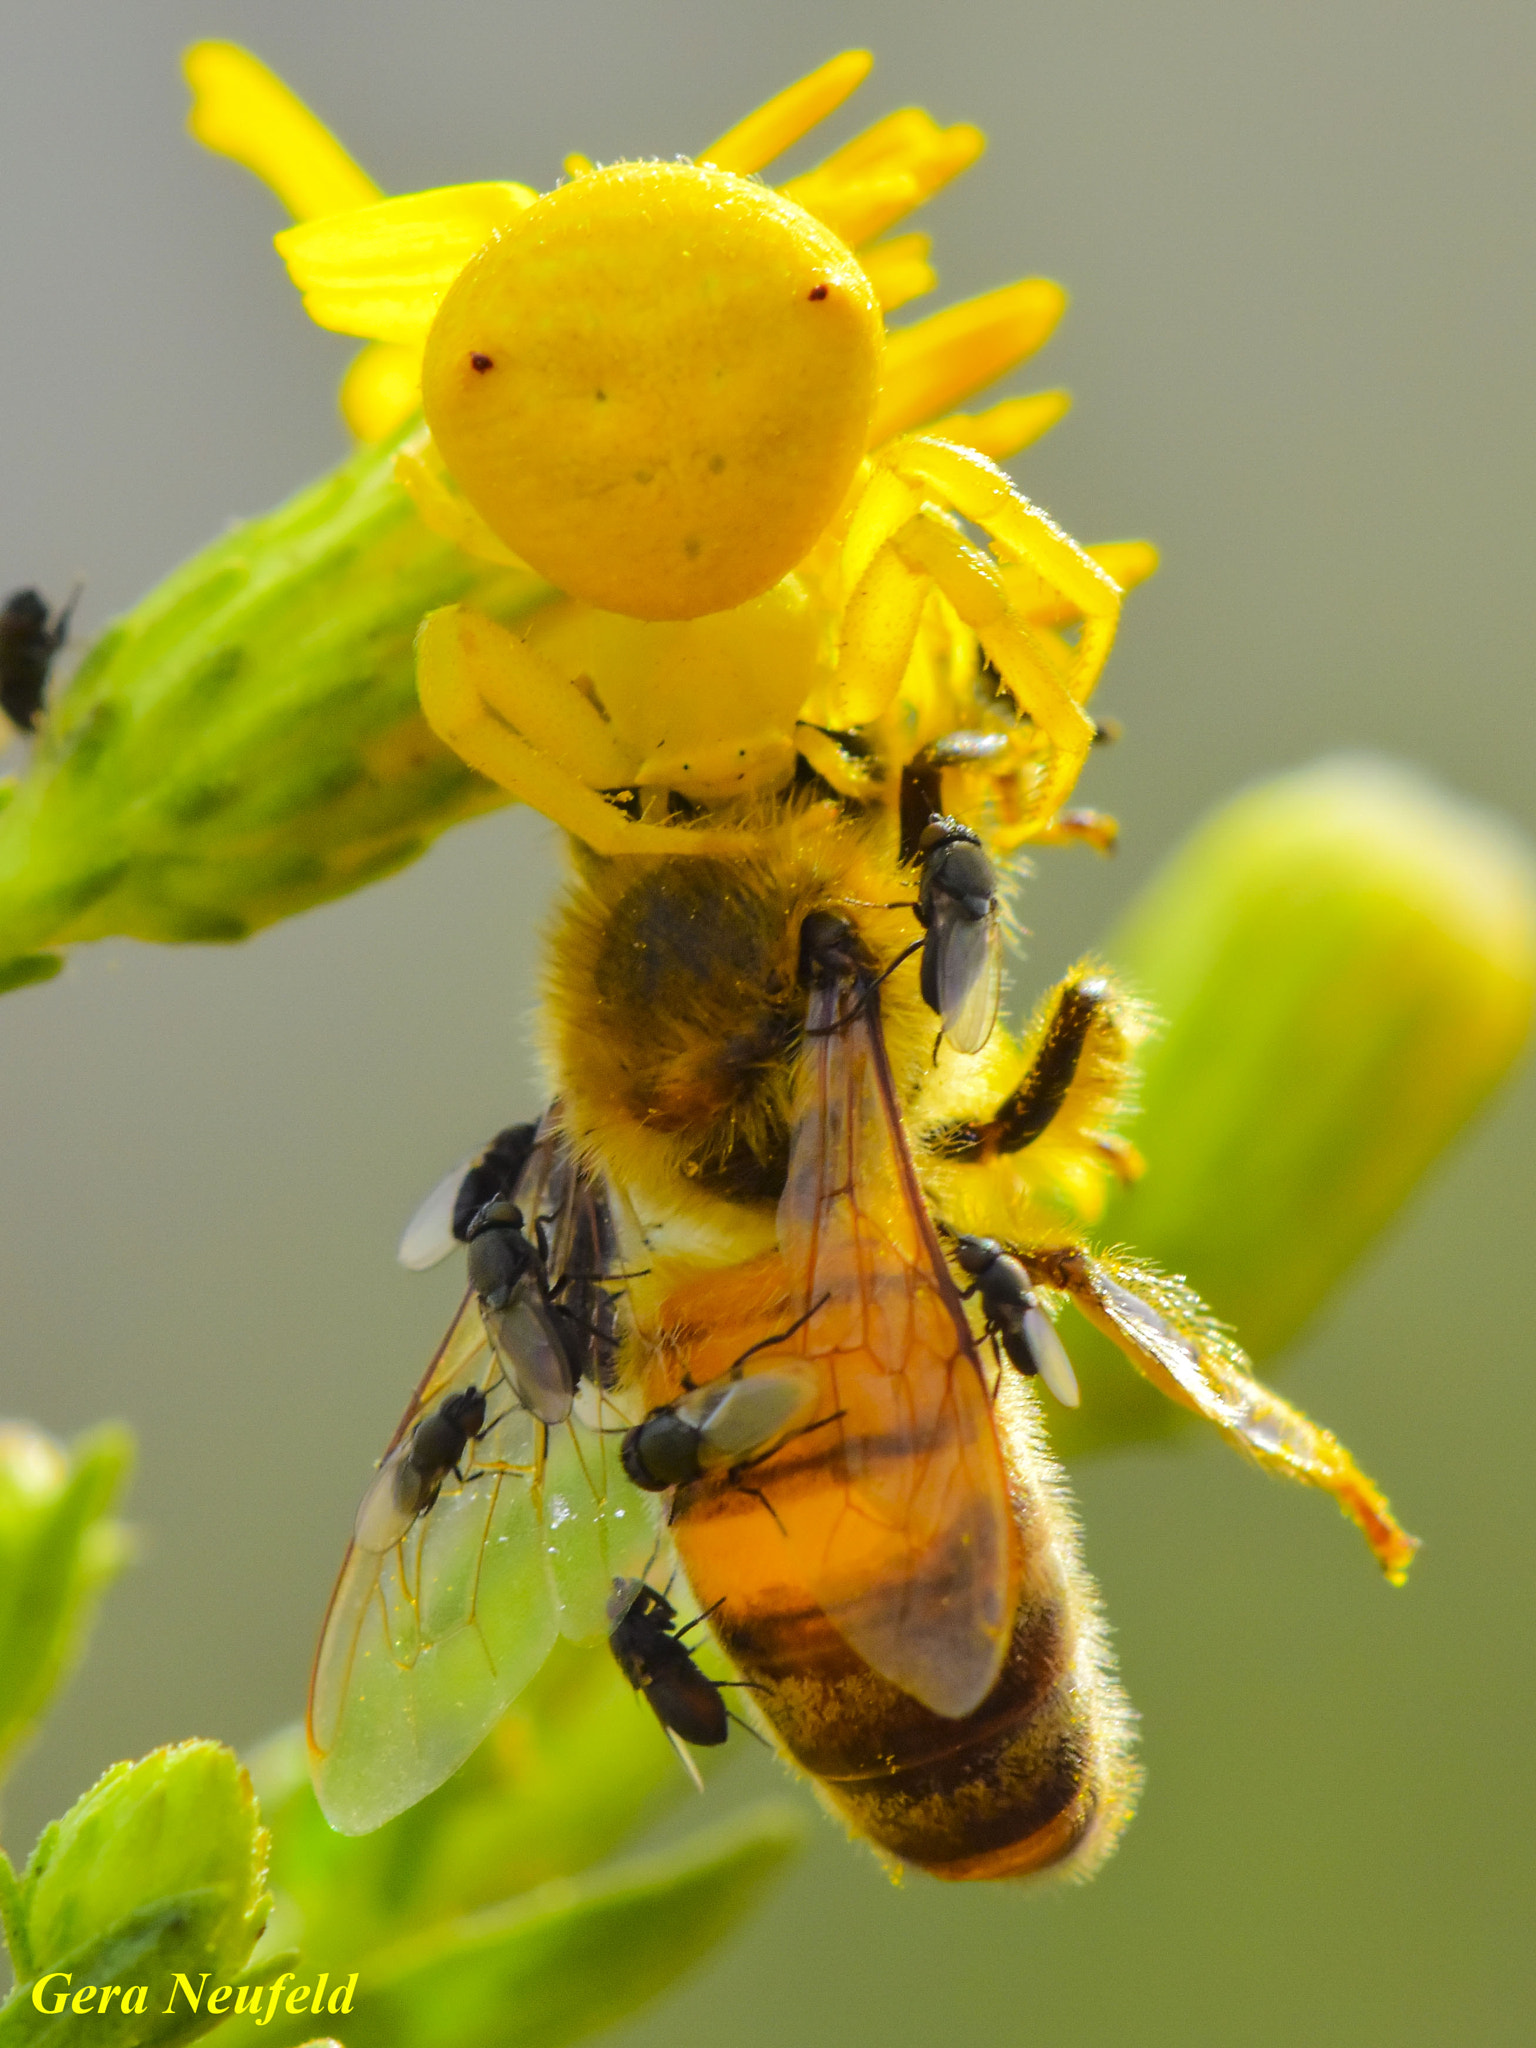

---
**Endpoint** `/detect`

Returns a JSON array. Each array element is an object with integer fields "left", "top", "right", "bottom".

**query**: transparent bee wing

[
  {"left": 1056, "top": 1248, "right": 1419, "bottom": 1583},
  {"left": 396, "top": 1156, "right": 473, "bottom": 1270},
  {"left": 766, "top": 972, "right": 1018, "bottom": 1719},
  {"left": 309, "top": 1284, "right": 662, "bottom": 1835},
  {"left": 542, "top": 1406, "right": 665, "bottom": 1643},
  {"left": 934, "top": 905, "right": 1002, "bottom": 1054}
]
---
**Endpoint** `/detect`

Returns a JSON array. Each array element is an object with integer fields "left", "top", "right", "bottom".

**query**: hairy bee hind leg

[
  {"left": 928, "top": 969, "right": 1138, "bottom": 1163},
  {"left": 1022, "top": 1244, "right": 1420, "bottom": 1584},
  {"left": 416, "top": 606, "right": 762, "bottom": 857}
]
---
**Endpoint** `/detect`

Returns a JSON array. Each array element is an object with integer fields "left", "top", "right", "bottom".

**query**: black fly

[
  {"left": 607, "top": 1577, "right": 765, "bottom": 1784},
  {"left": 912, "top": 817, "right": 1002, "bottom": 1054},
  {"left": 951, "top": 1233, "right": 1080, "bottom": 1407},
  {"left": 463, "top": 1196, "right": 583, "bottom": 1425},
  {"left": 397, "top": 1122, "right": 541, "bottom": 1270},
  {"left": 352, "top": 1385, "right": 501, "bottom": 1552},
  {"left": 0, "top": 587, "right": 77, "bottom": 731}
]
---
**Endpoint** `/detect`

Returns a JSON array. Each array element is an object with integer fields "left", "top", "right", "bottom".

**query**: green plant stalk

[{"left": 0, "top": 426, "right": 546, "bottom": 992}]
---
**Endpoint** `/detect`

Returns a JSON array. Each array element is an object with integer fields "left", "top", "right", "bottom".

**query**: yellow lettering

[
  {"left": 165, "top": 1973, "right": 209, "bottom": 2015},
  {"left": 312, "top": 1972, "right": 329, "bottom": 2010},
  {"left": 31, "top": 1975, "right": 71, "bottom": 2016},
  {"left": 285, "top": 1986, "right": 311, "bottom": 2014},
  {"left": 121, "top": 1988, "right": 149, "bottom": 2015},
  {"left": 233, "top": 1985, "right": 267, "bottom": 2014},
  {"left": 328, "top": 1974, "right": 358, "bottom": 2014},
  {"left": 98, "top": 1989, "right": 122, "bottom": 2014},
  {"left": 206, "top": 1986, "right": 233, "bottom": 2014},
  {"left": 71, "top": 1987, "right": 98, "bottom": 2014},
  {"left": 257, "top": 1972, "right": 294, "bottom": 2025}
]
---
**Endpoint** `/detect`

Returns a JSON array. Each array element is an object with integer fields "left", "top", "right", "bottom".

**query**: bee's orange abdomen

[{"left": 649, "top": 1263, "right": 1138, "bottom": 1882}]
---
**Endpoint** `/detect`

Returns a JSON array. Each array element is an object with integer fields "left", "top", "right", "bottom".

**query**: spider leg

[{"left": 417, "top": 606, "right": 762, "bottom": 858}]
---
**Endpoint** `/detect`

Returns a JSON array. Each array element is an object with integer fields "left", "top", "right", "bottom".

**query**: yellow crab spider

[{"left": 189, "top": 45, "right": 1153, "bottom": 858}]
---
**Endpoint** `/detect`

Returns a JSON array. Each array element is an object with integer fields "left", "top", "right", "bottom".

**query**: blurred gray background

[{"left": 2, "top": 1, "right": 1533, "bottom": 2042}]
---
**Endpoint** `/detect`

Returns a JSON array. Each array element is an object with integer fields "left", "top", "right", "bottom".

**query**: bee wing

[
  {"left": 929, "top": 901, "right": 1002, "bottom": 1055},
  {"left": 396, "top": 1156, "right": 473, "bottom": 1270},
  {"left": 1062, "top": 1250, "right": 1419, "bottom": 1583},
  {"left": 770, "top": 975, "right": 1019, "bottom": 1719},
  {"left": 308, "top": 1287, "right": 662, "bottom": 1835}
]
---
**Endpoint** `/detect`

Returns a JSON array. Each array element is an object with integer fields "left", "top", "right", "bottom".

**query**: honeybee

[{"left": 256, "top": 48, "right": 1420, "bottom": 1873}]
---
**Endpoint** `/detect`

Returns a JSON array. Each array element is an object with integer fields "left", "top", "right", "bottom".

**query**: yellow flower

[{"left": 185, "top": 45, "right": 1158, "bottom": 860}]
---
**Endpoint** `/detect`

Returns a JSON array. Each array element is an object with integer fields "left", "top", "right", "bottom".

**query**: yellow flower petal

[
  {"left": 858, "top": 231, "right": 936, "bottom": 312},
  {"left": 871, "top": 279, "right": 1067, "bottom": 446},
  {"left": 183, "top": 41, "right": 380, "bottom": 222},
  {"left": 929, "top": 389, "right": 1073, "bottom": 462},
  {"left": 276, "top": 184, "right": 537, "bottom": 345},
  {"left": 339, "top": 341, "right": 424, "bottom": 443},
  {"left": 699, "top": 50, "right": 873, "bottom": 175},
  {"left": 784, "top": 109, "right": 984, "bottom": 247}
]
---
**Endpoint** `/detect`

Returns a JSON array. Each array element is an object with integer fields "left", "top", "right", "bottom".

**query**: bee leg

[
  {"left": 1022, "top": 1243, "right": 1420, "bottom": 1582},
  {"left": 928, "top": 970, "right": 1131, "bottom": 1160},
  {"left": 416, "top": 606, "right": 762, "bottom": 858}
]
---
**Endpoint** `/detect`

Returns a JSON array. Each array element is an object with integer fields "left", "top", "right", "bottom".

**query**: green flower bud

[
  {"left": 0, "top": 1425, "right": 132, "bottom": 1784},
  {"left": 1056, "top": 756, "right": 1536, "bottom": 1455},
  {"left": 0, "top": 1741, "right": 285, "bottom": 2048},
  {"left": 0, "top": 429, "right": 547, "bottom": 991}
]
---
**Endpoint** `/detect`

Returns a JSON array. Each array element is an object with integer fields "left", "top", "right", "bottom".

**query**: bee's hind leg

[{"left": 927, "top": 968, "right": 1140, "bottom": 1167}]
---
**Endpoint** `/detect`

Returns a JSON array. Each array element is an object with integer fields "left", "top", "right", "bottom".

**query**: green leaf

[
  {"left": 0, "top": 425, "right": 552, "bottom": 983},
  {"left": 0, "top": 1744, "right": 274, "bottom": 2048},
  {"left": 216, "top": 1804, "right": 803, "bottom": 2048},
  {"left": 1055, "top": 757, "right": 1536, "bottom": 1455},
  {"left": 0, "top": 1425, "right": 133, "bottom": 1783}
]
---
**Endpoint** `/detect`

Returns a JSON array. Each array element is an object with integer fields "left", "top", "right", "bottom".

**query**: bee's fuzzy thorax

[{"left": 542, "top": 797, "right": 934, "bottom": 1248}]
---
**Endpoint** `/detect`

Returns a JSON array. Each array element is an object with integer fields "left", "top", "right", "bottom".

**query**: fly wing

[
  {"left": 352, "top": 1439, "right": 432, "bottom": 1552},
  {"left": 396, "top": 1157, "right": 472, "bottom": 1270},
  {"left": 1055, "top": 1248, "right": 1419, "bottom": 1583},
  {"left": 308, "top": 1282, "right": 661, "bottom": 1835},
  {"left": 484, "top": 1290, "right": 577, "bottom": 1425},
  {"left": 770, "top": 974, "right": 1018, "bottom": 1718},
  {"left": 935, "top": 904, "right": 1002, "bottom": 1055}
]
